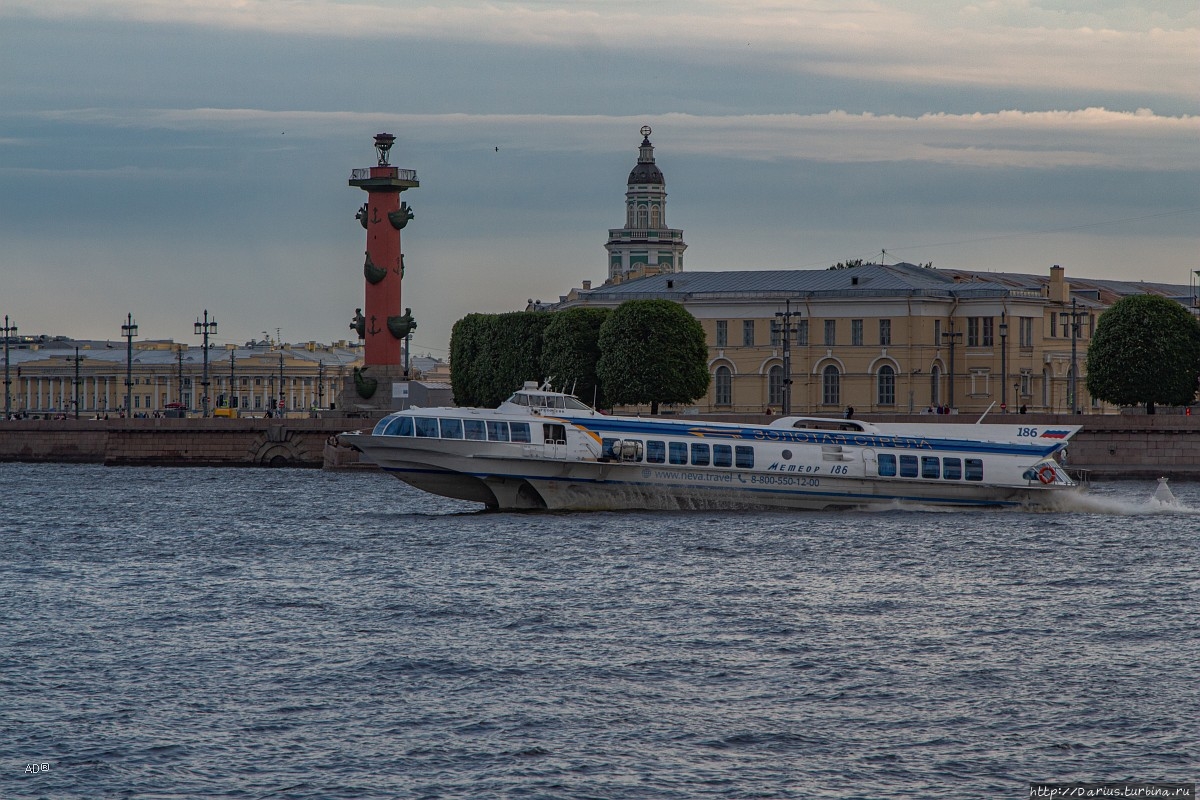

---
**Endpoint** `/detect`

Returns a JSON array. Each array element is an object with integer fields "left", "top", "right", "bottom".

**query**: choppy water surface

[{"left": 2, "top": 464, "right": 1196, "bottom": 799}]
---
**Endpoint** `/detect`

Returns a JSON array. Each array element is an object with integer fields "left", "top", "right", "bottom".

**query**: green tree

[
  {"left": 450, "top": 312, "right": 551, "bottom": 406},
  {"left": 596, "top": 299, "right": 710, "bottom": 414},
  {"left": 540, "top": 307, "right": 612, "bottom": 408},
  {"left": 1085, "top": 294, "right": 1200, "bottom": 414}
]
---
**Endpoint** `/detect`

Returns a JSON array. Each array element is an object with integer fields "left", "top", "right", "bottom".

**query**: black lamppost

[
  {"left": 278, "top": 351, "right": 285, "bottom": 415},
  {"left": 773, "top": 300, "right": 802, "bottom": 414},
  {"left": 194, "top": 310, "right": 217, "bottom": 417},
  {"left": 69, "top": 346, "right": 86, "bottom": 419},
  {"left": 1064, "top": 298, "right": 1084, "bottom": 414},
  {"left": 317, "top": 360, "right": 325, "bottom": 411},
  {"left": 228, "top": 349, "right": 237, "bottom": 412},
  {"left": 175, "top": 344, "right": 186, "bottom": 406},
  {"left": 941, "top": 320, "right": 962, "bottom": 411},
  {"left": 998, "top": 312, "right": 1008, "bottom": 412},
  {"left": 122, "top": 313, "right": 138, "bottom": 416},
  {"left": 2, "top": 315, "right": 16, "bottom": 419}
]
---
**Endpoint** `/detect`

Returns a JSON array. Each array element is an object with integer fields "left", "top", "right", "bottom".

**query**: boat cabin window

[
  {"left": 965, "top": 458, "right": 984, "bottom": 481},
  {"left": 735, "top": 446, "right": 755, "bottom": 469},
  {"left": 376, "top": 415, "right": 413, "bottom": 437},
  {"left": 543, "top": 423, "right": 566, "bottom": 444},
  {"left": 464, "top": 419, "right": 487, "bottom": 441},
  {"left": 922, "top": 456, "right": 941, "bottom": 479},
  {"left": 510, "top": 422, "right": 531, "bottom": 443},
  {"left": 690, "top": 443, "right": 710, "bottom": 467},
  {"left": 415, "top": 417, "right": 440, "bottom": 438},
  {"left": 507, "top": 391, "right": 592, "bottom": 411},
  {"left": 713, "top": 445, "right": 733, "bottom": 468},
  {"left": 792, "top": 419, "right": 866, "bottom": 432},
  {"left": 669, "top": 442, "right": 688, "bottom": 465},
  {"left": 876, "top": 453, "right": 978, "bottom": 481},
  {"left": 440, "top": 418, "right": 464, "bottom": 439},
  {"left": 486, "top": 421, "right": 510, "bottom": 442},
  {"left": 646, "top": 441, "right": 666, "bottom": 463}
]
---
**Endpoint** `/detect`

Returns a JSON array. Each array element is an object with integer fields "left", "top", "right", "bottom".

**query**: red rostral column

[{"left": 349, "top": 133, "right": 418, "bottom": 367}]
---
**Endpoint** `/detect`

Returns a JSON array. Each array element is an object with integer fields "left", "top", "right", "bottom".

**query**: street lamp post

[
  {"left": 773, "top": 300, "right": 802, "bottom": 415},
  {"left": 317, "top": 360, "right": 325, "bottom": 411},
  {"left": 175, "top": 344, "right": 185, "bottom": 406},
  {"left": 2, "top": 315, "right": 16, "bottom": 419},
  {"left": 278, "top": 351, "right": 285, "bottom": 416},
  {"left": 194, "top": 310, "right": 217, "bottom": 417},
  {"left": 998, "top": 312, "right": 1008, "bottom": 412},
  {"left": 1065, "top": 298, "right": 1084, "bottom": 414},
  {"left": 70, "top": 346, "right": 86, "bottom": 419},
  {"left": 941, "top": 320, "right": 962, "bottom": 411},
  {"left": 121, "top": 313, "right": 138, "bottom": 417},
  {"left": 229, "top": 350, "right": 237, "bottom": 412}
]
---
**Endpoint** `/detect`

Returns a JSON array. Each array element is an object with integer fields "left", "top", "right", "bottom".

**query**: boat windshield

[{"left": 506, "top": 391, "right": 592, "bottom": 411}]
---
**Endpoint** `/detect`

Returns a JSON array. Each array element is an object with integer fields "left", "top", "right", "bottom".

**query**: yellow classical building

[
  {"left": 550, "top": 263, "right": 1194, "bottom": 416},
  {"left": 2, "top": 337, "right": 362, "bottom": 418}
]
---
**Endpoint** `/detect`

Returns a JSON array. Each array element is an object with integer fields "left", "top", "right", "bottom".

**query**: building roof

[
  {"left": 2, "top": 340, "right": 363, "bottom": 369},
  {"left": 560, "top": 263, "right": 1194, "bottom": 307}
]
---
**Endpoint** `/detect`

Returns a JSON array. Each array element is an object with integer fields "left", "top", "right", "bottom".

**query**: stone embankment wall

[
  {"left": 0, "top": 417, "right": 373, "bottom": 468},
  {"left": 0, "top": 413, "right": 1196, "bottom": 478}
]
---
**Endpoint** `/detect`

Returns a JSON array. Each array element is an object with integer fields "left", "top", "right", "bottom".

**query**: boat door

[
  {"left": 542, "top": 422, "right": 568, "bottom": 459},
  {"left": 862, "top": 448, "right": 878, "bottom": 477}
]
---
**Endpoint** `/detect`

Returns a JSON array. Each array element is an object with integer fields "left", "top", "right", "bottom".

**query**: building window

[
  {"left": 967, "top": 317, "right": 980, "bottom": 347},
  {"left": 879, "top": 319, "right": 891, "bottom": 346},
  {"left": 1049, "top": 312, "right": 1058, "bottom": 337},
  {"left": 770, "top": 321, "right": 781, "bottom": 347},
  {"left": 982, "top": 317, "right": 994, "bottom": 347},
  {"left": 715, "top": 320, "right": 728, "bottom": 348},
  {"left": 933, "top": 319, "right": 942, "bottom": 345},
  {"left": 822, "top": 364, "right": 840, "bottom": 405},
  {"left": 824, "top": 320, "right": 836, "bottom": 346},
  {"left": 969, "top": 369, "right": 989, "bottom": 395},
  {"left": 851, "top": 319, "right": 864, "bottom": 346},
  {"left": 877, "top": 365, "right": 895, "bottom": 406},
  {"left": 768, "top": 366, "right": 784, "bottom": 407},
  {"left": 715, "top": 366, "right": 732, "bottom": 406},
  {"left": 1019, "top": 317, "right": 1033, "bottom": 348},
  {"left": 795, "top": 319, "right": 809, "bottom": 346},
  {"left": 743, "top": 320, "right": 755, "bottom": 347},
  {"left": 930, "top": 365, "right": 941, "bottom": 406}
]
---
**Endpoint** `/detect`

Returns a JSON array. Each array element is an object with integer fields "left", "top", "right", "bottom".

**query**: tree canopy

[
  {"left": 1085, "top": 294, "right": 1200, "bottom": 413},
  {"left": 596, "top": 299, "right": 710, "bottom": 414},
  {"left": 540, "top": 307, "right": 612, "bottom": 408},
  {"left": 449, "top": 311, "right": 551, "bottom": 407}
]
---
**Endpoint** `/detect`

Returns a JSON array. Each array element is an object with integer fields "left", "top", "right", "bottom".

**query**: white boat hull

[{"left": 356, "top": 438, "right": 1073, "bottom": 511}]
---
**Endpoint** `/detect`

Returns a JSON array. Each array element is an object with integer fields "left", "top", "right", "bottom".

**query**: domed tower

[{"left": 604, "top": 126, "right": 686, "bottom": 284}]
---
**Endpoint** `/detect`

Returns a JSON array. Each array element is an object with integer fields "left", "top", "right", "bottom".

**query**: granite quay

[{"left": 1, "top": 413, "right": 1198, "bottom": 478}]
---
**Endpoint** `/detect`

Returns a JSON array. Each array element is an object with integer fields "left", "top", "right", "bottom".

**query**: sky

[{"left": 1, "top": 0, "right": 1197, "bottom": 359}]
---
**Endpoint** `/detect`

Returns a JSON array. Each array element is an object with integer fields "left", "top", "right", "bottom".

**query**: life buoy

[{"left": 1037, "top": 465, "right": 1056, "bottom": 484}]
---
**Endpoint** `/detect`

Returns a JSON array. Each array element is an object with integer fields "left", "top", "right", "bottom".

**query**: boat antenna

[
  {"left": 541, "top": 377, "right": 553, "bottom": 391},
  {"left": 975, "top": 401, "right": 996, "bottom": 424}
]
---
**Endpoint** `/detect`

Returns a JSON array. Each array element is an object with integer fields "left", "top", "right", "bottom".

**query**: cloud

[
  {"left": 5, "top": 1, "right": 1197, "bottom": 100},
  {"left": 16, "top": 106, "right": 1198, "bottom": 171}
]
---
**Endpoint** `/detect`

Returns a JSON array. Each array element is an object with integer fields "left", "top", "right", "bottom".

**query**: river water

[{"left": 2, "top": 464, "right": 1196, "bottom": 799}]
